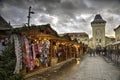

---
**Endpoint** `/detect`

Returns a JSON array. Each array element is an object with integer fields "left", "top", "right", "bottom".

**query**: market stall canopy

[
  {"left": 60, "top": 33, "right": 71, "bottom": 41},
  {"left": 0, "top": 15, "right": 12, "bottom": 39},
  {"left": 0, "top": 15, "right": 12, "bottom": 30},
  {"left": 112, "top": 41, "right": 120, "bottom": 45},
  {"left": 31, "top": 34, "right": 59, "bottom": 40},
  {"left": 13, "top": 24, "right": 59, "bottom": 37}
]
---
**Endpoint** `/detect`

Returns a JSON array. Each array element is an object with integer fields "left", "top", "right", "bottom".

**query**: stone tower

[{"left": 91, "top": 14, "right": 106, "bottom": 49}]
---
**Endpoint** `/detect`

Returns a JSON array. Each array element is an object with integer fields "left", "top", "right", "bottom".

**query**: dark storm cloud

[
  {"left": 0, "top": 0, "right": 26, "bottom": 8},
  {"left": 85, "top": 0, "right": 120, "bottom": 13},
  {"left": 0, "top": 0, "right": 61, "bottom": 8},
  {"left": 38, "top": 0, "right": 61, "bottom": 2},
  {"left": 0, "top": 0, "right": 120, "bottom": 37},
  {"left": 61, "top": 1, "right": 76, "bottom": 9}
]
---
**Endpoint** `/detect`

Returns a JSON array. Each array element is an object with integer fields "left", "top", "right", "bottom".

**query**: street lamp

[{"left": 27, "top": 6, "right": 35, "bottom": 27}]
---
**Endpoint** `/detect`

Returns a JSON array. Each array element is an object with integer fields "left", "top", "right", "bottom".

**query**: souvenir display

[
  {"left": 30, "top": 57, "right": 35, "bottom": 70},
  {"left": 24, "top": 36, "right": 30, "bottom": 69},
  {"left": 32, "top": 43, "right": 36, "bottom": 59},
  {"left": 21, "top": 36, "right": 51, "bottom": 69},
  {"left": 22, "top": 36, "right": 26, "bottom": 63},
  {"left": 38, "top": 40, "right": 50, "bottom": 66},
  {"left": 39, "top": 54, "right": 44, "bottom": 63},
  {"left": 34, "top": 58, "right": 40, "bottom": 67},
  {"left": 22, "top": 36, "right": 35, "bottom": 71},
  {"left": 29, "top": 43, "right": 35, "bottom": 70},
  {"left": 13, "top": 34, "right": 23, "bottom": 73},
  {"left": 34, "top": 42, "right": 39, "bottom": 54}
]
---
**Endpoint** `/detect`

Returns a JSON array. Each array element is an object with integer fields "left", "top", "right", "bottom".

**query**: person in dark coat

[
  {"left": 92, "top": 49, "right": 95, "bottom": 56},
  {"left": 88, "top": 48, "right": 92, "bottom": 56}
]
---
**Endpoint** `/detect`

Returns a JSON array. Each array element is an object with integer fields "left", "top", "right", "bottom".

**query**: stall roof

[
  {"left": 12, "top": 24, "right": 59, "bottom": 37},
  {"left": 112, "top": 41, "right": 120, "bottom": 45},
  {"left": 105, "top": 43, "right": 113, "bottom": 46},
  {"left": 0, "top": 15, "right": 12, "bottom": 30},
  {"left": 60, "top": 33, "right": 71, "bottom": 41}
]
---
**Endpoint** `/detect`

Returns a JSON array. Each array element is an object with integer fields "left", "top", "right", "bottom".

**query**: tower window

[
  {"left": 99, "top": 39, "right": 101, "bottom": 43},
  {"left": 96, "top": 39, "right": 101, "bottom": 43},
  {"left": 96, "top": 39, "right": 98, "bottom": 42}
]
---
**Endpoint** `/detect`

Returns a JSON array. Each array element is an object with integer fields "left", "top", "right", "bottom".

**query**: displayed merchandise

[
  {"left": 38, "top": 40, "right": 50, "bottom": 66},
  {"left": 21, "top": 37, "right": 51, "bottom": 70},
  {"left": 22, "top": 36, "right": 35, "bottom": 71},
  {"left": 13, "top": 34, "right": 23, "bottom": 73},
  {"left": 34, "top": 58, "right": 40, "bottom": 67}
]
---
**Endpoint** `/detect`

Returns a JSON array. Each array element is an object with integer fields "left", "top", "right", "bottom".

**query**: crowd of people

[
  {"left": 87, "top": 47, "right": 106, "bottom": 57},
  {"left": 87, "top": 46, "right": 120, "bottom": 65}
]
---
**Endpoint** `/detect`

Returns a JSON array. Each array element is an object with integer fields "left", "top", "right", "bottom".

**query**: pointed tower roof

[
  {"left": 0, "top": 15, "right": 12, "bottom": 30},
  {"left": 91, "top": 14, "right": 106, "bottom": 24},
  {"left": 114, "top": 25, "right": 120, "bottom": 31}
]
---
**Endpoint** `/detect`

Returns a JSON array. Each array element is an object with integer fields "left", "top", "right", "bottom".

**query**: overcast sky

[{"left": 0, "top": 0, "right": 120, "bottom": 38}]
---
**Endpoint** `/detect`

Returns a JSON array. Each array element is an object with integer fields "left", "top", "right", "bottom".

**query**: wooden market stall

[
  {"left": 0, "top": 15, "right": 12, "bottom": 39},
  {"left": 12, "top": 24, "right": 84, "bottom": 74}
]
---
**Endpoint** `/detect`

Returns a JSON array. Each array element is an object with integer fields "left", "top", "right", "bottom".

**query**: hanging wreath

[{"left": 34, "top": 58, "right": 40, "bottom": 67}]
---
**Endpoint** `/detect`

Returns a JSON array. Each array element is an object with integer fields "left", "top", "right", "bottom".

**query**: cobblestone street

[{"left": 27, "top": 55, "right": 120, "bottom": 80}]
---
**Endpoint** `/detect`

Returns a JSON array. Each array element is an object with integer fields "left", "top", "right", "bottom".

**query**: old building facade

[
  {"left": 64, "top": 32, "right": 89, "bottom": 45},
  {"left": 114, "top": 25, "right": 120, "bottom": 41},
  {"left": 105, "top": 36, "right": 115, "bottom": 45},
  {"left": 0, "top": 15, "right": 12, "bottom": 54},
  {"left": 91, "top": 14, "right": 106, "bottom": 49}
]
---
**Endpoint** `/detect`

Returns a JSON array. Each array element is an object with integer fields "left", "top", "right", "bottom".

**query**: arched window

[{"left": 96, "top": 29, "right": 101, "bottom": 36}]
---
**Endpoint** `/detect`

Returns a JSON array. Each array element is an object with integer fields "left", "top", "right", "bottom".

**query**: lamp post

[{"left": 27, "top": 6, "right": 34, "bottom": 27}]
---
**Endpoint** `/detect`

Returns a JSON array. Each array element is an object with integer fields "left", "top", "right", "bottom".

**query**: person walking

[
  {"left": 88, "top": 47, "right": 92, "bottom": 56},
  {"left": 92, "top": 49, "right": 95, "bottom": 56}
]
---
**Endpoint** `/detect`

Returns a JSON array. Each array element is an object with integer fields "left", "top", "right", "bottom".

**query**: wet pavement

[{"left": 26, "top": 55, "right": 120, "bottom": 80}]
